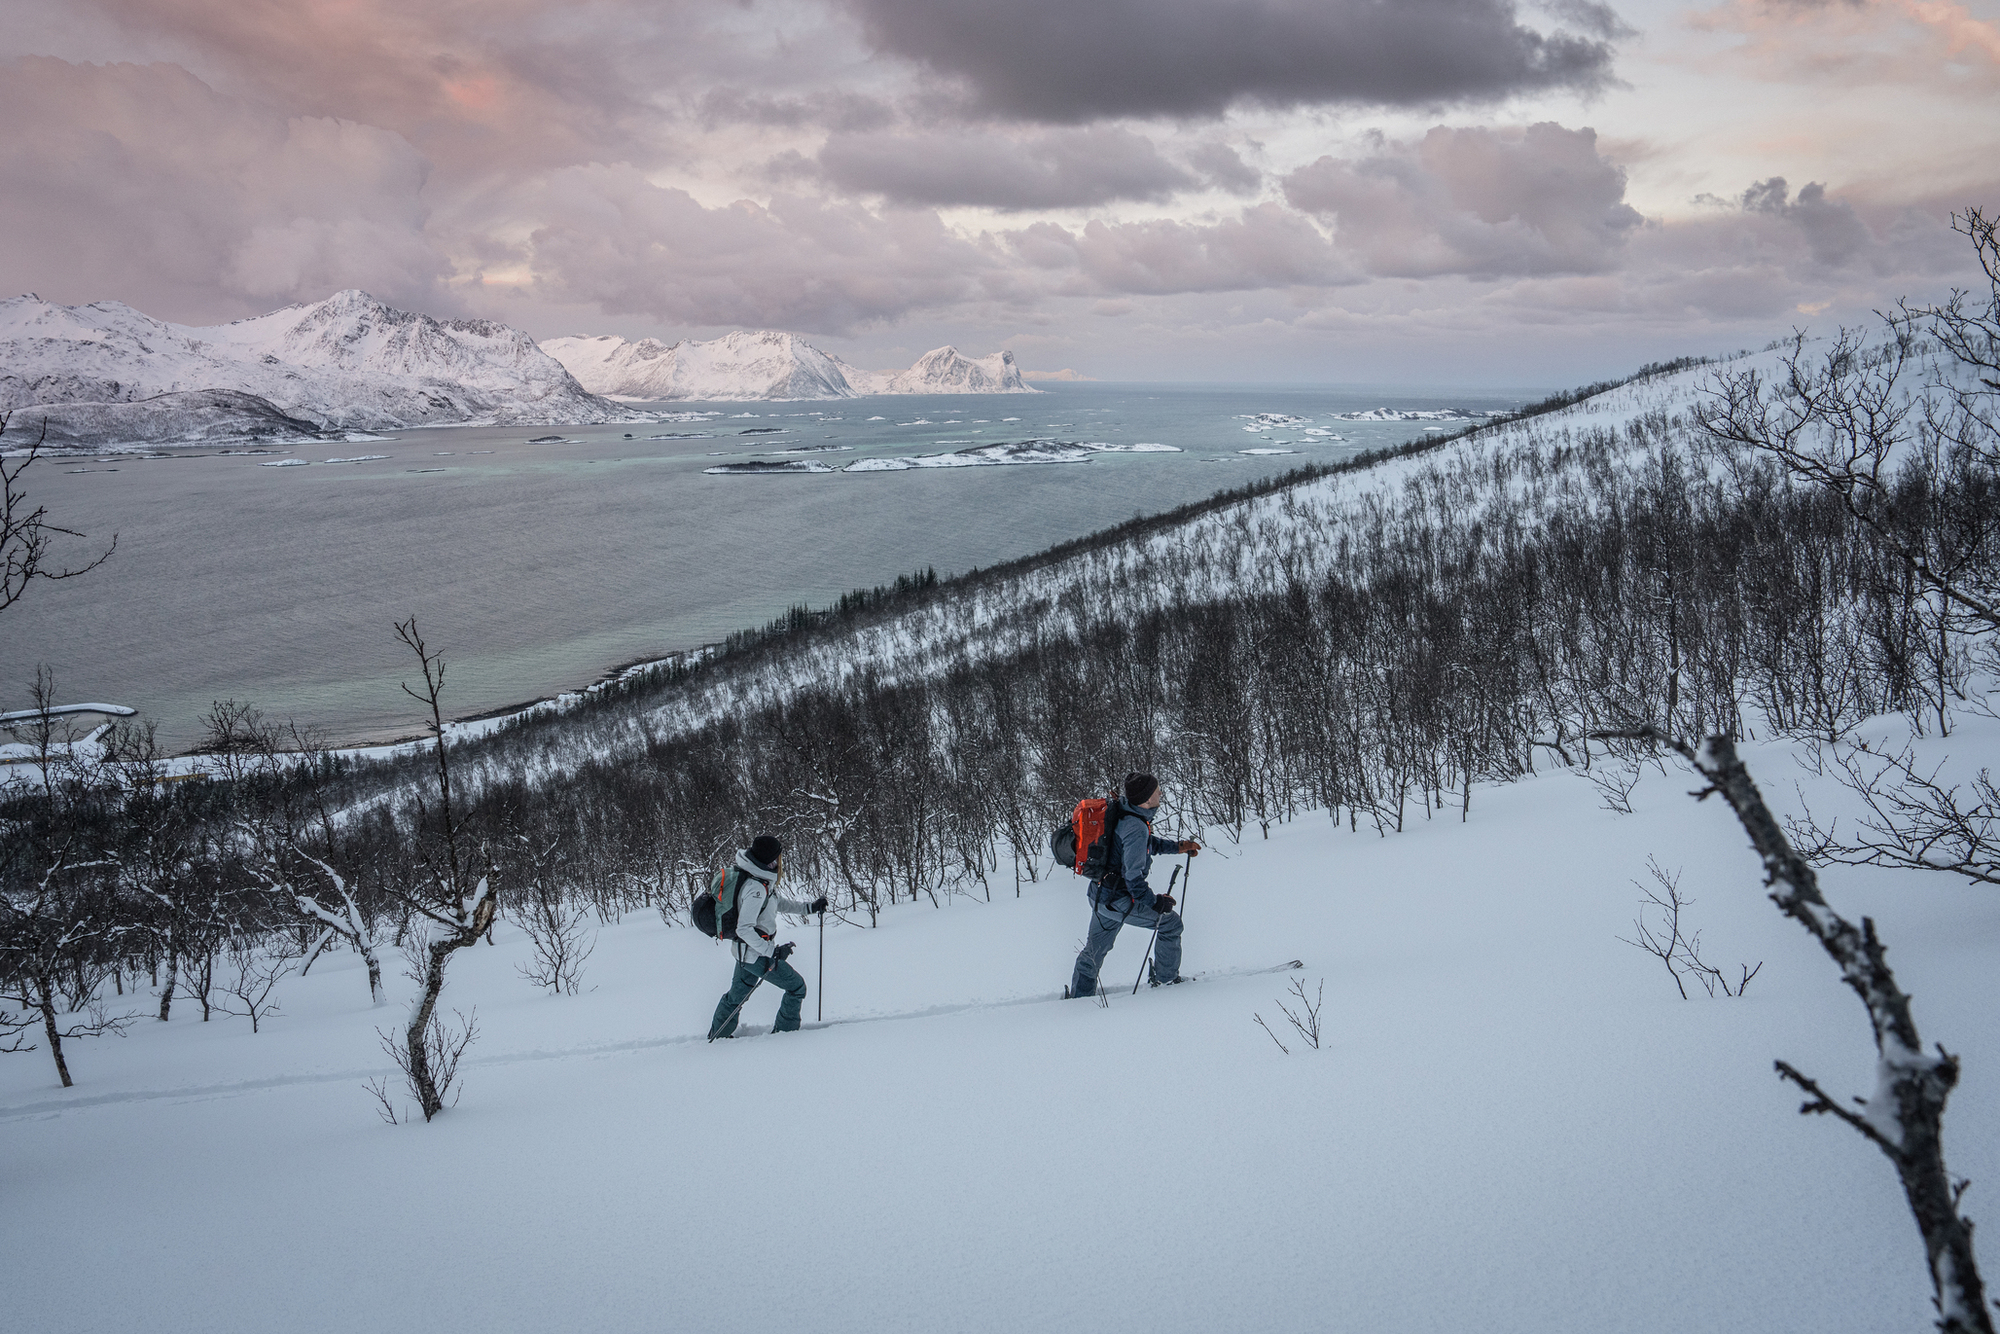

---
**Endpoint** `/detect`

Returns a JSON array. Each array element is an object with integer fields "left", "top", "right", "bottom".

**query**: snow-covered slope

[
  {"left": 540, "top": 330, "right": 1038, "bottom": 400},
  {"left": 19, "top": 389, "right": 327, "bottom": 449},
  {"left": 450, "top": 337, "right": 1966, "bottom": 776},
  {"left": 5, "top": 715, "right": 1993, "bottom": 1333},
  {"left": 0, "top": 290, "right": 620, "bottom": 446}
]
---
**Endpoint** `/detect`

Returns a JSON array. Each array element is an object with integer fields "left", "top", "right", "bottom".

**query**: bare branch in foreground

[
  {"left": 1, "top": 413, "right": 117, "bottom": 615},
  {"left": 1595, "top": 726, "right": 1993, "bottom": 1333}
]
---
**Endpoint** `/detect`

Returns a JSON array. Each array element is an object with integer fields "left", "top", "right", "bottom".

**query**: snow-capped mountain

[
  {"left": 540, "top": 330, "right": 855, "bottom": 401},
  {"left": 838, "top": 345, "right": 1033, "bottom": 396},
  {"left": 0, "top": 290, "right": 620, "bottom": 447},
  {"left": 541, "top": 330, "right": 1038, "bottom": 401}
]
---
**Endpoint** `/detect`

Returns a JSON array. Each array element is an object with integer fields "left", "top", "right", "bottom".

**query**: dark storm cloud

[
  {"left": 1535, "top": 0, "right": 1637, "bottom": 40},
  {"left": 815, "top": 127, "right": 1199, "bottom": 209},
  {"left": 841, "top": 0, "right": 1623, "bottom": 123},
  {"left": 1282, "top": 123, "right": 1642, "bottom": 277}
]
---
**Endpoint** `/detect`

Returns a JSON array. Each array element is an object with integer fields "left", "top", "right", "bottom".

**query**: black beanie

[
  {"left": 747, "top": 835, "right": 782, "bottom": 870},
  {"left": 1123, "top": 772, "right": 1159, "bottom": 806}
]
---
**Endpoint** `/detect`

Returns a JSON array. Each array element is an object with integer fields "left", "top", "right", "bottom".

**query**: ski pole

[
  {"left": 817, "top": 907, "right": 825, "bottom": 1023},
  {"left": 1131, "top": 862, "right": 1182, "bottom": 995}
]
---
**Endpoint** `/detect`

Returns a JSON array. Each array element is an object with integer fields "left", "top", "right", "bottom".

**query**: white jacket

[{"left": 729, "top": 850, "right": 812, "bottom": 963}]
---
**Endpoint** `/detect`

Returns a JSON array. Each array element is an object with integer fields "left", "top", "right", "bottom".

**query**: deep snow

[{"left": 5, "top": 717, "right": 1996, "bottom": 1333}]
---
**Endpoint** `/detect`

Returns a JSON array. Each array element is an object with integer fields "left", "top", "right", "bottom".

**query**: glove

[
  {"left": 771, "top": 942, "right": 796, "bottom": 965},
  {"left": 1152, "top": 894, "right": 1176, "bottom": 913},
  {"left": 1177, "top": 840, "right": 1201, "bottom": 856},
  {"left": 809, "top": 896, "right": 829, "bottom": 915}
]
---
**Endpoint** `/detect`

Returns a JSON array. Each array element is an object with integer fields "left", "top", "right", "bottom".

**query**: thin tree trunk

[
  {"left": 35, "top": 974, "right": 71, "bottom": 1088},
  {"left": 157, "top": 946, "right": 177, "bottom": 1021}
]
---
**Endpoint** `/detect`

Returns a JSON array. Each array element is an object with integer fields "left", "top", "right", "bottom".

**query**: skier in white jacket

[{"left": 708, "top": 835, "right": 827, "bottom": 1039}]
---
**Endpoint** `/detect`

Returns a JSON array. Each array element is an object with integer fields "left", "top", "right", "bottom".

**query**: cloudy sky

[{"left": 4, "top": 0, "right": 1996, "bottom": 384}]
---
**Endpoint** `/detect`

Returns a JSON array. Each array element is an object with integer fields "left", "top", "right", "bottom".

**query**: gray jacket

[
  {"left": 1098, "top": 807, "right": 1182, "bottom": 910},
  {"left": 729, "top": 849, "right": 813, "bottom": 963}
]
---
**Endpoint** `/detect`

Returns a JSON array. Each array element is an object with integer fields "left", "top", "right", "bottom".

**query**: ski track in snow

[
  {"left": 0, "top": 961, "right": 1305, "bottom": 1122},
  {"left": 7, "top": 729, "right": 1996, "bottom": 1334}
]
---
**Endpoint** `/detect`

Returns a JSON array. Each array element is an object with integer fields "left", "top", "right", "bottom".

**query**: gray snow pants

[
  {"left": 709, "top": 956, "right": 807, "bottom": 1038},
  {"left": 1069, "top": 887, "right": 1182, "bottom": 997}
]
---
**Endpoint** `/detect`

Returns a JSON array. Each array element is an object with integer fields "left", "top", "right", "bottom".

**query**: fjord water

[{"left": 9, "top": 382, "right": 1541, "bottom": 749}]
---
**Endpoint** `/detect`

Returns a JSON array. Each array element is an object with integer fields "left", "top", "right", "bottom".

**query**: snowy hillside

[
  {"left": 481, "top": 351, "right": 1757, "bottom": 763},
  {"left": 0, "top": 290, "right": 622, "bottom": 447},
  {"left": 15, "top": 388, "right": 327, "bottom": 448},
  {"left": 5, "top": 714, "right": 1993, "bottom": 1333},
  {"left": 511, "top": 339, "right": 1955, "bottom": 760},
  {"left": 541, "top": 329, "right": 1038, "bottom": 400}
]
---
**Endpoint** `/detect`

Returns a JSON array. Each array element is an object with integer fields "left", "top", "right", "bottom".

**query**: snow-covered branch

[
  {"left": 275, "top": 849, "right": 387, "bottom": 1006},
  {"left": 1599, "top": 725, "right": 1992, "bottom": 1333}
]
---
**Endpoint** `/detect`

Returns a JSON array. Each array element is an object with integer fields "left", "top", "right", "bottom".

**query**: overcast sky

[{"left": 4, "top": 0, "right": 1996, "bottom": 385}]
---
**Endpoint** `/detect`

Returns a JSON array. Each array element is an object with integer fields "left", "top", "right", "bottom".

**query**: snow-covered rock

[
  {"left": 0, "top": 290, "right": 619, "bottom": 448},
  {"left": 541, "top": 330, "right": 1038, "bottom": 401}
]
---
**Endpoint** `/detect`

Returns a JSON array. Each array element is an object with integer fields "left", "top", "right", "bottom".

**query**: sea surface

[{"left": 6, "top": 381, "right": 1545, "bottom": 750}]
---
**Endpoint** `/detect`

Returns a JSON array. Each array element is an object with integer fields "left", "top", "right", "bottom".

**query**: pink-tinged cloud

[
  {"left": 1687, "top": 0, "right": 2000, "bottom": 86},
  {"left": 72, "top": 0, "right": 692, "bottom": 174},
  {"left": 521, "top": 166, "right": 1000, "bottom": 332},
  {"left": 1282, "top": 124, "right": 1643, "bottom": 278},
  {"left": 0, "top": 57, "right": 448, "bottom": 320}
]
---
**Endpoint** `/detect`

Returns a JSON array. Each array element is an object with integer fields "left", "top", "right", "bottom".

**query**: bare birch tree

[
  {"left": 383, "top": 617, "right": 494, "bottom": 1120},
  {"left": 1601, "top": 725, "right": 1992, "bottom": 1333}
]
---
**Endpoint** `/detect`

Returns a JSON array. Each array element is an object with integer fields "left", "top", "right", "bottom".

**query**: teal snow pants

[{"left": 709, "top": 955, "right": 808, "bottom": 1039}]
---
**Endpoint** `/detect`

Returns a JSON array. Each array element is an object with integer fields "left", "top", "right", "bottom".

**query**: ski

[
  {"left": 1130, "top": 959, "right": 1303, "bottom": 991},
  {"left": 714, "top": 961, "right": 1307, "bottom": 1039}
]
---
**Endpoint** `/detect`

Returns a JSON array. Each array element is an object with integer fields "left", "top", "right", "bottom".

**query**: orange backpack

[{"left": 1049, "top": 792, "right": 1126, "bottom": 888}]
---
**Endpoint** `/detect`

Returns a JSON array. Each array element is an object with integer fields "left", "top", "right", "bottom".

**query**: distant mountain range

[
  {"left": 538, "top": 330, "right": 1037, "bottom": 401},
  {"left": 0, "top": 291, "right": 1037, "bottom": 450},
  {"left": 0, "top": 290, "right": 613, "bottom": 448}
]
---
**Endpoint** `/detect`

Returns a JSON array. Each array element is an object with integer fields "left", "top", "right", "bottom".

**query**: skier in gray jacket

[
  {"left": 1068, "top": 773, "right": 1200, "bottom": 998},
  {"left": 708, "top": 835, "right": 827, "bottom": 1039}
]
